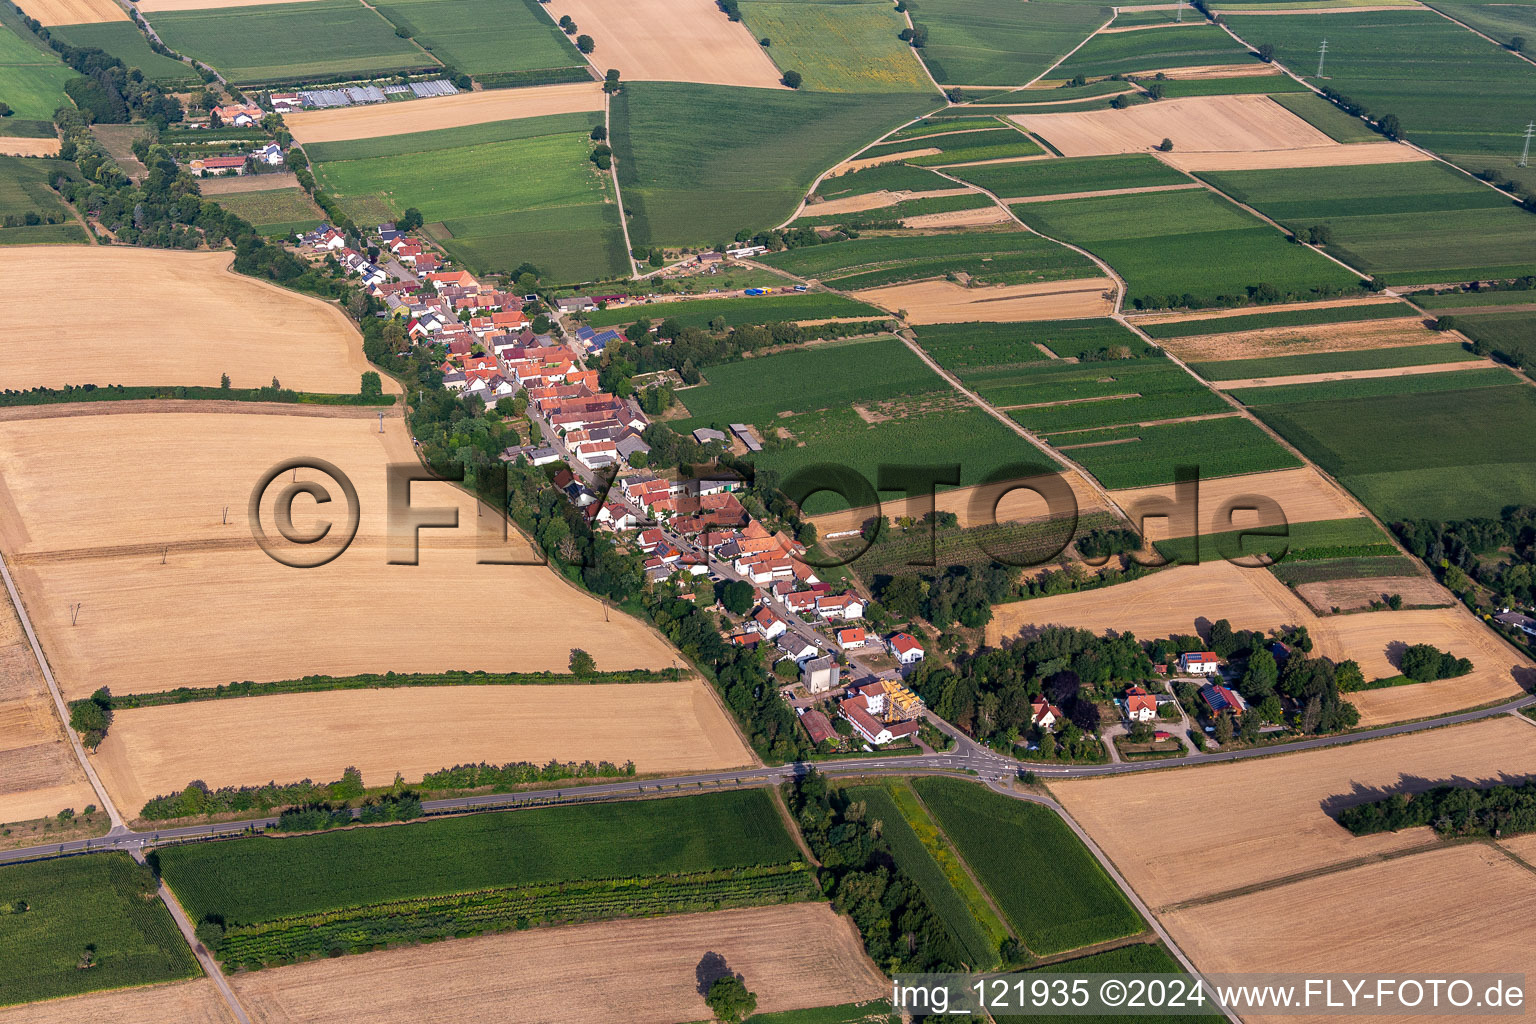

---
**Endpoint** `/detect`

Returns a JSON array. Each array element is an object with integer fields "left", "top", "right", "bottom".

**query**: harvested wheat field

[
  {"left": 231, "top": 903, "right": 884, "bottom": 1024},
  {"left": 804, "top": 187, "right": 974, "bottom": 217},
  {"left": 22, "top": 0, "right": 125, "bottom": 23},
  {"left": 1499, "top": 827, "right": 1536, "bottom": 866},
  {"left": 138, "top": 0, "right": 327, "bottom": 9},
  {"left": 0, "top": 979, "right": 233, "bottom": 1024},
  {"left": 1108, "top": 467, "right": 1362, "bottom": 541},
  {"left": 1295, "top": 574, "right": 1449, "bottom": 614},
  {"left": 1164, "top": 845, "right": 1536, "bottom": 1023},
  {"left": 1330, "top": 606, "right": 1534, "bottom": 726},
  {"left": 1154, "top": 317, "right": 1442, "bottom": 363},
  {"left": 809, "top": 470, "right": 1111, "bottom": 535},
  {"left": 94, "top": 681, "right": 751, "bottom": 813},
  {"left": 545, "top": 0, "right": 783, "bottom": 88},
  {"left": 1014, "top": 94, "right": 1334, "bottom": 157},
  {"left": 199, "top": 172, "right": 302, "bottom": 194},
  {"left": 1160, "top": 140, "right": 1429, "bottom": 172},
  {"left": 282, "top": 82, "right": 604, "bottom": 145},
  {"left": 0, "top": 579, "right": 95, "bottom": 825},
  {"left": 852, "top": 277, "right": 1114, "bottom": 324},
  {"left": 902, "top": 206, "right": 1012, "bottom": 228},
  {"left": 1053, "top": 716, "right": 1536, "bottom": 909},
  {"left": 1212, "top": 360, "right": 1498, "bottom": 390},
  {"left": 0, "top": 137, "right": 60, "bottom": 157},
  {"left": 0, "top": 247, "right": 389, "bottom": 393},
  {"left": 0, "top": 409, "right": 681, "bottom": 696},
  {"left": 1132, "top": 295, "right": 1406, "bottom": 328}
]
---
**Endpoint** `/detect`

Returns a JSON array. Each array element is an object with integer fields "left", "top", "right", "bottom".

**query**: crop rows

[
  {"left": 916, "top": 319, "right": 1153, "bottom": 370},
  {"left": 215, "top": 864, "right": 815, "bottom": 968},
  {"left": 1137, "top": 301, "right": 1418, "bottom": 338}
]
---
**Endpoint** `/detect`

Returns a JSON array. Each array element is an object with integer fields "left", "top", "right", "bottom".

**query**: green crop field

[
  {"left": 1224, "top": 10, "right": 1536, "bottom": 193},
  {"left": 1229, "top": 365, "right": 1514, "bottom": 406},
  {"left": 950, "top": 153, "right": 1190, "bottom": 198},
  {"left": 1268, "top": 91, "right": 1382, "bottom": 143},
  {"left": 1242, "top": 377, "right": 1536, "bottom": 520},
  {"left": 612, "top": 82, "right": 933, "bottom": 246},
  {"left": 1413, "top": 289, "right": 1536, "bottom": 310},
  {"left": 996, "top": 945, "right": 1218, "bottom": 1023},
  {"left": 0, "top": 155, "right": 85, "bottom": 245},
  {"left": 1153, "top": 74, "right": 1309, "bottom": 97},
  {"left": 830, "top": 508, "right": 1118, "bottom": 577},
  {"left": 893, "top": 116, "right": 1005, "bottom": 138},
  {"left": 145, "top": 0, "right": 431, "bottom": 83},
  {"left": 0, "top": 21, "right": 73, "bottom": 122},
  {"left": 0, "top": 854, "right": 198, "bottom": 1005},
  {"left": 743, "top": 1003, "right": 894, "bottom": 1024},
  {"left": 158, "top": 790, "right": 800, "bottom": 925},
  {"left": 1153, "top": 515, "right": 1397, "bottom": 562},
  {"left": 916, "top": 318, "right": 1155, "bottom": 370},
  {"left": 1425, "top": 0, "right": 1536, "bottom": 51},
  {"left": 584, "top": 292, "right": 883, "bottom": 329},
  {"left": 798, "top": 190, "right": 995, "bottom": 226},
  {"left": 1004, "top": 363, "right": 1230, "bottom": 432},
  {"left": 848, "top": 782, "right": 1007, "bottom": 968},
  {"left": 1138, "top": 300, "right": 1419, "bottom": 337},
  {"left": 303, "top": 110, "right": 599, "bottom": 163},
  {"left": 1057, "top": 414, "right": 1302, "bottom": 488},
  {"left": 211, "top": 186, "right": 326, "bottom": 237},
  {"left": 814, "top": 162, "right": 955, "bottom": 199},
  {"left": 45, "top": 21, "right": 199, "bottom": 86},
  {"left": 1054, "top": 23, "right": 1259, "bottom": 79},
  {"left": 861, "top": 125, "right": 1043, "bottom": 164},
  {"left": 370, "top": 0, "right": 584, "bottom": 78},
  {"left": 756, "top": 230, "right": 1097, "bottom": 289},
  {"left": 1199, "top": 162, "right": 1536, "bottom": 282},
  {"left": 903, "top": 0, "right": 1108, "bottom": 87},
  {"left": 1455, "top": 311, "right": 1536, "bottom": 371},
  {"left": 313, "top": 114, "right": 627, "bottom": 282},
  {"left": 1190, "top": 341, "right": 1478, "bottom": 380},
  {"left": 1015, "top": 188, "right": 1361, "bottom": 309},
  {"left": 738, "top": 0, "right": 936, "bottom": 93},
  {"left": 911, "top": 778, "right": 1143, "bottom": 956}
]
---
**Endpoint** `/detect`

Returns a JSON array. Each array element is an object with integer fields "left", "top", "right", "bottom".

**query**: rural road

[{"left": 2, "top": 691, "right": 1530, "bottom": 868}]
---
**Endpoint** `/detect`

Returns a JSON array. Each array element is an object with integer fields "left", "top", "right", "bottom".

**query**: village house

[
  {"left": 837, "top": 627, "right": 867, "bottom": 650},
  {"left": 212, "top": 103, "right": 263, "bottom": 127},
  {"left": 1031, "top": 697, "right": 1063, "bottom": 732},
  {"left": 815, "top": 593, "right": 865, "bottom": 622},
  {"left": 1201, "top": 683, "right": 1247, "bottom": 718},
  {"left": 887, "top": 632, "right": 924, "bottom": 666},
  {"left": 839, "top": 682, "right": 920, "bottom": 746},
  {"left": 1124, "top": 685, "right": 1158, "bottom": 723},
  {"left": 1179, "top": 651, "right": 1222, "bottom": 676},
  {"left": 752, "top": 606, "right": 787, "bottom": 640}
]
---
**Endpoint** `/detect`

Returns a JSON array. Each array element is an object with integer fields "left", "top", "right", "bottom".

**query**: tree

[
  {"left": 398, "top": 207, "right": 424, "bottom": 231},
  {"left": 781, "top": 70, "right": 803, "bottom": 89},
  {"left": 1512, "top": 34, "right": 1526, "bottom": 52},
  {"left": 1378, "top": 113, "right": 1402, "bottom": 140},
  {"left": 576, "top": 33, "right": 595, "bottom": 53},
  {"left": 0, "top": 103, "right": 11, "bottom": 118},
  {"left": 68, "top": 688, "right": 113, "bottom": 751},
  {"left": 360, "top": 371, "right": 382, "bottom": 398},
  {"left": 558, "top": 13, "right": 576, "bottom": 31},
  {"left": 590, "top": 124, "right": 607, "bottom": 142},
  {"left": 707, "top": 974, "right": 757, "bottom": 1023},
  {"left": 569, "top": 648, "right": 596, "bottom": 677},
  {"left": 1157, "top": 137, "right": 1174, "bottom": 152},
  {"left": 220, "top": 372, "right": 231, "bottom": 389},
  {"left": 1256, "top": 42, "right": 1275, "bottom": 62},
  {"left": 604, "top": 68, "right": 622, "bottom": 94},
  {"left": 1240, "top": 647, "right": 1278, "bottom": 700},
  {"left": 1213, "top": 711, "right": 1234, "bottom": 745},
  {"left": 718, "top": 579, "right": 755, "bottom": 615},
  {"left": 759, "top": 36, "right": 770, "bottom": 46}
]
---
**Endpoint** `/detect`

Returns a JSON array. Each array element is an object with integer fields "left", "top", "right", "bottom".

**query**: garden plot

[
  {"left": 544, "top": 0, "right": 784, "bottom": 88},
  {"left": 1013, "top": 94, "right": 1336, "bottom": 157}
]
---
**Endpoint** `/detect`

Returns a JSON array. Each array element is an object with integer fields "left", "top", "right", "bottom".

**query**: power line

[
  {"left": 1522, "top": 121, "right": 1534, "bottom": 168},
  {"left": 1317, "top": 38, "right": 1328, "bottom": 78}
]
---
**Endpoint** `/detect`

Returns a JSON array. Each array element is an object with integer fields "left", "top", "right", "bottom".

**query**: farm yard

[
  {"left": 1012, "top": 187, "right": 1363, "bottom": 310},
  {"left": 311, "top": 111, "right": 629, "bottom": 281},
  {"left": 281, "top": 83, "right": 605, "bottom": 145},
  {"left": 0, "top": 854, "right": 197, "bottom": 1005},
  {"left": 0, "top": 408, "right": 680, "bottom": 696},
  {"left": 225, "top": 904, "right": 884, "bottom": 1024},
  {"left": 0, "top": 248, "right": 388, "bottom": 392},
  {"left": 544, "top": 0, "right": 784, "bottom": 88},
  {"left": 140, "top": 0, "right": 433, "bottom": 84},
  {"left": 368, "top": 0, "right": 587, "bottom": 83},
  {"left": 92, "top": 681, "right": 753, "bottom": 815},
  {"left": 735, "top": 0, "right": 937, "bottom": 94}
]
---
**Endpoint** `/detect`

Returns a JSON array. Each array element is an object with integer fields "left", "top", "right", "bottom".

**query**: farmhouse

[
  {"left": 212, "top": 103, "right": 263, "bottom": 127},
  {"left": 188, "top": 156, "right": 247, "bottom": 177},
  {"left": 1124, "top": 685, "right": 1157, "bottom": 723},
  {"left": 1179, "top": 651, "right": 1222, "bottom": 675},
  {"left": 888, "top": 632, "right": 924, "bottom": 666}
]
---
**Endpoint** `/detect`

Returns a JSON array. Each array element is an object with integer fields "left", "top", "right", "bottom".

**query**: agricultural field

[
  {"left": 611, "top": 83, "right": 934, "bottom": 244},
  {"left": 0, "top": 979, "right": 232, "bottom": 1024},
  {"left": 851, "top": 276, "right": 1115, "bottom": 323},
  {"left": 1012, "top": 187, "right": 1363, "bottom": 309},
  {"left": 1188, "top": 340, "right": 1480, "bottom": 380},
  {"left": 968, "top": 356, "right": 1217, "bottom": 413},
  {"left": 545, "top": 0, "right": 785, "bottom": 88},
  {"left": 1136, "top": 298, "right": 1418, "bottom": 337},
  {"left": 912, "top": 777, "right": 1144, "bottom": 956},
  {"left": 901, "top": 0, "right": 1109, "bottom": 87},
  {"left": 846, "top": 781, "right": 1008, "bottom": 968},
  {"left": 736, "top": 0, "right": 936, "bottom": 93},
  {"left": 0, "top": 578, "right": 96, "bottom": 825},
  {"left": 1150, "top": 312, "right": 1452, "bottom": 363},
  {"left": 0, "top": 854, "right": 197, "bottom": 1005},
  {"left": 0, "top": 408, "right": 680, "bottom": 697},
  {"left": 369, "top": 0, "right": 585, "bottom": 81},
  {"left": 209, "top": 186, "right": 326, "bottom": 237},
  {"left": 0, "top": 157, "right": 84, "bottom": 246},
  {"left": 226, "top": 904, "right": 885, "bottom": 1024},
  {"left": 0, "top": 247, "right": 387, "bottom": 391},
  {"left": 0, "top": 21, "right": 73, "bottom": 125},
  {"left": 674, "top": 336, "right": 1061, "bottom": 512},
  {"left": 755, "top": 229, "right": 1098, "bottom": 290},
  {"left": 1235, "top": 373, "right": 1536, "bottom": 520},
  {"left": 1053, "top": 23, "right": 1261, "bottom": 79},
  {"left": 947, "top": 153, "right": 1192, "bottom": 199},
  {"left": 915, "top": 318, "right": 1156, "bottom": 370},
  {"left": 813, "top": 162, "right": 957, "bottom": 199},
  {"left": 859, "top": 125, "right": 1043, "bottom": 165},
  {"left": 1453, "top": 310, "right": 1536, "bottom": 371},
  {"left": 1223, "top": 9, "right": 1536, "bottom": 192},
  {"left": 1199, "top": 161, "right": 1536, "bottom": 283},
  {"left": 1151, "top": 515, "right": 1396, "bottom": 564},
  {"left": 94, "top": 681, "right": 751, "bottom": 814},
  {"left": 312, "top": 112, "right": 628, "bottom": 281},
  {"left": 1268, "top": 90, "right": 1384, "bottom": 143},
  {"left": 1053, "top": 414, "right": 1302, "bottom": 489},
  {"left": 1014, "top": 93, "right": 1334, "bottom": 157},
  {"left": 16, "top": 0, "right": 123, "bottom": 24},
  {"left": 1051, "top": 715, "right": 1536, "bottom": 909},
  {"left": 282, "top": 83, "right": 604, "bottom": 145},
  {"left": 143, "top": 0, "right": 432, "bottom": 84},
  {"left": 1152, "top": 72, "right": 1307, "bottom": 97},
  {"left": 43, "top": 21, "right": 200, "bottom": 86},
  {"left": 796, "top": 191, "right": 998, "bottom": 228},
  {"left": 582, "top": 292, "right": 883, "bottom": 329},
  {"left": 1108, "top": 466, "right": 1363, "bottom": 542}
]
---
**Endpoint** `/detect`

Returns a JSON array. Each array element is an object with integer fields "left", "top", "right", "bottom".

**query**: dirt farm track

[
  {"left": 0, "top": 248, "right": 393, "bottom": 394},
  {"left": 229, "top": 904, "right": 885, "bottom": 1024}
]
